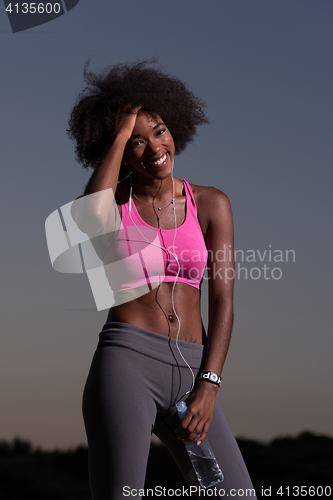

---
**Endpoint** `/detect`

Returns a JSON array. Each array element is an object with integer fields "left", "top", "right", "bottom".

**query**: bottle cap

[{"left": 176, "top": 401, "right": 187, "bottom": 419}]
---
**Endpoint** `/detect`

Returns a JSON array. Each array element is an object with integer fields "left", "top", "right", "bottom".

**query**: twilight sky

[{"left": 1, "top": 0, "right": 332, "bottom": 451}]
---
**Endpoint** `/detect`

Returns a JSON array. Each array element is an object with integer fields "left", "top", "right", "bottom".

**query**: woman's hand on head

[
  {"left": 114, "top": 104, "right": 142, "bottom": 142},
  {"left": 175, "top": 381, "right": 218, "bottom": 445}
]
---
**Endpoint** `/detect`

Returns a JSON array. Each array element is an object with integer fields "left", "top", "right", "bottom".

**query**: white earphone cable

[{"left": 128, "top": 164, "right": 195, "bottom": 395}]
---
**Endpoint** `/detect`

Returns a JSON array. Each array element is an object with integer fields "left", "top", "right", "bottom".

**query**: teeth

[{"left": 151, "top": 153, "right": 167, "bottom": 165}]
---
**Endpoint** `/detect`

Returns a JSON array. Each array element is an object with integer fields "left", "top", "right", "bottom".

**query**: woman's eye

[
  {"left": 131, "top": 141, "right": 143, "bottom": 148},
  {"left": 156, "top": 129, "right": 166, "bottom": 136}
]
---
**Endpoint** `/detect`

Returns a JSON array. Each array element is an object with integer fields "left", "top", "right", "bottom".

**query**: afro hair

[{"left": 67, "top": 60, "right": 208, "bottom": 169}]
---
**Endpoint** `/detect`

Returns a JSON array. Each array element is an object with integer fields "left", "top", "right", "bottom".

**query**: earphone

[{"left": 127, "top": 162, "right": 195, "bottom": 397}]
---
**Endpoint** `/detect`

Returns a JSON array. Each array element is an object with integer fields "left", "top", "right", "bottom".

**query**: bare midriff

[{"left": 106, "top": 282, "right": 204, "bottom": 345}]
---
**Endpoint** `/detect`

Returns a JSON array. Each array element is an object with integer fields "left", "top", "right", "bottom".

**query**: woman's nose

[{"left": 147, "top": 137, "right": 161, "bottom": 154}]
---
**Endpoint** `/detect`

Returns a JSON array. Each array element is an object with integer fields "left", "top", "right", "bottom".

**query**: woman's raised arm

[{"left": 71, "top": 104, "right": 141, "bottom": 234}]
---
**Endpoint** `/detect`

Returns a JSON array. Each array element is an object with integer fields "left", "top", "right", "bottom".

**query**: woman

[{"left": 68, "top": 61, "right": 256, "bottom": 500}]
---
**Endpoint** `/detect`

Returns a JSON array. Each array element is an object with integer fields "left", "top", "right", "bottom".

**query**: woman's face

[{"left": 123, "top": 111, "right": 175, "bottom": 180}]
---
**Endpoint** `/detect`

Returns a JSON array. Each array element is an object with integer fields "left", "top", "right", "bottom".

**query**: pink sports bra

[{"left": 103, "top": 179, "right": 208, "bottom": 294}]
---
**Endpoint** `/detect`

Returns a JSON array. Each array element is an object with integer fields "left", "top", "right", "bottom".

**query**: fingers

[
  {"left": 113, "top": 104, "right": 143, "bottom": 139},
  {"left": 176, "top": 413, "right": 212, "bottom": 444},
  {"left": 129, "top": 103, "right": 142, "bottom": 114},
  {"left": 175, "top": 391, "right": 215, "bottom": 445},
  {"left": 117, "top": 103, "right": 142, "bottom": 117},
  {"left": 197, "top": 421, "right": 210, "bottom": 445},
  {"left": 176, "top": 422, "right": 199, "bottom": 442}
]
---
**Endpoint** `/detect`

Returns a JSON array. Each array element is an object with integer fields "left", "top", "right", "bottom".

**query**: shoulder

[
  {"left": 191, "top": 183, "right": 231, "bottom": 209},
  {"left": 188, "top": 182, "right": 232, "bottom": 236}
]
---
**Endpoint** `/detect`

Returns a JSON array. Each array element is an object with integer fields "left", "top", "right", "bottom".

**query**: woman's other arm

[{"left": 176, "top": 187, "right": 234, "bottom": 444}]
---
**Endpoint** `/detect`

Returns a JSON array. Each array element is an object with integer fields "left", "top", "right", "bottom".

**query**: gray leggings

[{"left": 82, "top": 322, "right": 257, "bottom": 500}]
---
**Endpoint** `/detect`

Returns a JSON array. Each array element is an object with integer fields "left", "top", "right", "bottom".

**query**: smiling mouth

[{"left": 144, "top": 153, "right": 168, "bottom": 167}]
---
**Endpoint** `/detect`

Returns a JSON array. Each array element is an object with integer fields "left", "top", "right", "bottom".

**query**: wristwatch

[{"left": 198, "top": 371, "right": 221, "bottom": 387}]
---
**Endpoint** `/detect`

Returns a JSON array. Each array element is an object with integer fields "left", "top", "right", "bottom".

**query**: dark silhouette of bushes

[{"left": 0, "top": 432, "right": 332, "bottom": 499}]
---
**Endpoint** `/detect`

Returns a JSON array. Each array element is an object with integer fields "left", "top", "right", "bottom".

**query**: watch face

[{"left": 200, "top": 372, "right": 220, "bottom": 385}]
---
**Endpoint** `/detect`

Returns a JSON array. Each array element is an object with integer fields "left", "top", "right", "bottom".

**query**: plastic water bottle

[{"left": 176, "top": 401, "right": 224, "bottom": 488}]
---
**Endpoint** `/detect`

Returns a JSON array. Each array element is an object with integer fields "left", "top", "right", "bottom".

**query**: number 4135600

[
  {"left": 276, "top": 486, "right": 331, "bottom": 496},
  {"left": 6, "top": 3, "right": 61, "bottom": 14}
]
